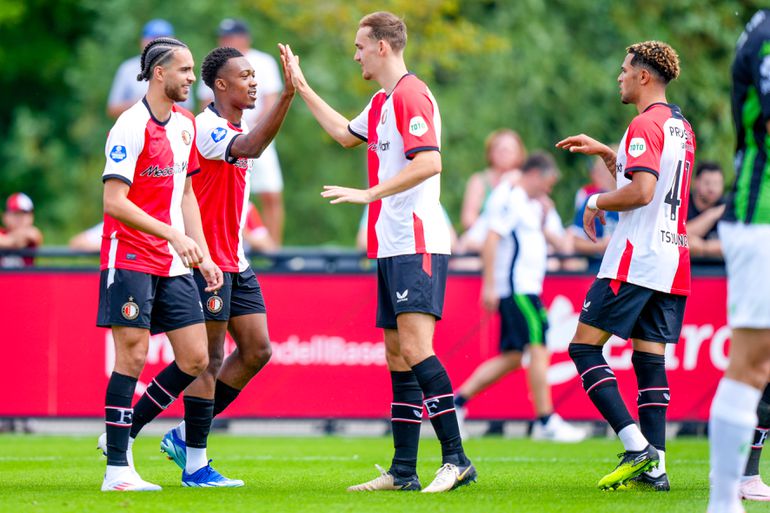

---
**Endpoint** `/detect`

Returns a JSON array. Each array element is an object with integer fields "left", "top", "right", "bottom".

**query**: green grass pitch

[{"left": 0, "top": 434, "right": 765, "bottom": 512}]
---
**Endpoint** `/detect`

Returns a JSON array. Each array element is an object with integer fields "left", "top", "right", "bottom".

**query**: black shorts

[
  {"left": 193, "top": 267, "right": 266, "bottom": 321},
  {"left": 499, "top": 294, "right": 549, "bottom": 353},
  {"left": 376, "top": 253, "right": 448, "bottom": 329},
  {"left": 579, "top": 278, "right": 687, "bottom": 343},
  {"left": 96, "top": 268, "right": 204, "bottom": 335}
]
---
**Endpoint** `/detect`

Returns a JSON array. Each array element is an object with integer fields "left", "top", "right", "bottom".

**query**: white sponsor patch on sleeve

[
  {"left": 408, "top": 116, "right": 429, "bottom": 137},
  {"left": 627, "top": 137, "right": 647, "bottom": 158}
]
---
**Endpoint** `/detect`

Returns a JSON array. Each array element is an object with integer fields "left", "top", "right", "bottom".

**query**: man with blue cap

[{"left": 107, "top": 19, "right": 193, "bottom": 118}]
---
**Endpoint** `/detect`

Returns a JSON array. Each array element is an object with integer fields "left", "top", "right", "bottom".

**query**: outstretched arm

[
  {"left": 230, "top": 44, "right": 296, "bottom": 159},
  {"left": 321, "top": 150, "right": 441, "bottom": 204},
  {"left": 283, "top": 44, "right": 362, "bottom": 148},
  {"left": 556, "top": 134, "right": 617, "bottom": 179}
]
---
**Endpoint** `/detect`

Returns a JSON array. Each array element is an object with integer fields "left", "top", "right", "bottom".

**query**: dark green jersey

[{"left": 728, "top": 9, "right": 770, "bottom": 224}]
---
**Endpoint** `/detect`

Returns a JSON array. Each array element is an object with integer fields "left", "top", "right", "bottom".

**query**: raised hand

[
  {"left": 555, "top": 133, "right": 606, "bottom": 156},
  {"left": 582, "top": 206, "right": 606, "bottom": 243},
  {"left": 321, "top": 185, "right": 373, "bottom": 205}
]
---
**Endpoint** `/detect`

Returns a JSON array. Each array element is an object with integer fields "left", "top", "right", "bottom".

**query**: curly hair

[
  {"left": 626, "top": 41, "right": 680, "bottom": 84},
  {"left": 136, "top": 37, "right": 188, "bottom": 82},
  {"left": 200, "top": 47, "right": 244, "bottom": 90}
]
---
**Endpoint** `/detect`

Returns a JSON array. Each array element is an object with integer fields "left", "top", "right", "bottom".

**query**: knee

[
  {"left": 116, "top": 345, "right": 148, "bottom": 376},
  {"left": 178, "top": 349, "right": 209, "bottom": 376},
  {"left": 207, "top": 346, "right": 225, "bottom": 376},
  {"left": 241, "top": 339, "right": 272, "bottom": 371}
]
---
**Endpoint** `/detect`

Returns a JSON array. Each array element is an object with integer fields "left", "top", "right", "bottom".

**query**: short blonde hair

[
  {"left": 627, "top": 40, "right": 680, "bottom": 84},
  {"left": 359, "top": 11, "right": 407, "bottom": 52}
]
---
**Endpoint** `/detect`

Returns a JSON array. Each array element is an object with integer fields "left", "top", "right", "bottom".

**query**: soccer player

[
  {"left": 158, "top": 45, "right": 295, "bottom": 484},
  {"left": 453, "top": 153, "right": 585, "bottom": 443},
  {"left": 556, "top": 40, "right": 695, "bottom": 491},
  {"left": 284, "top": 12, "right": 476, "bottom": 492},
  {"left": 709, "top": 9, "right": 770, "bottom": 512},
  {"left": 97, "top": 37, "right": 228, "bottom": 491}
]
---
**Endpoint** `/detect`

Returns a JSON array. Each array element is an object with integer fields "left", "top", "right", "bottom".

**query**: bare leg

[{"left": 456, "top": 351, "right": 522, "bottom": 400}]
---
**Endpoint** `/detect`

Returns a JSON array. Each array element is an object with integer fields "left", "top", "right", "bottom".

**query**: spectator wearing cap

[
  {"left": 687, "top": 161, "right": 725, "bottom": 258},
  {"left": 107, "top": 18, "right": 193, "bottom": 118},
  {"left": 0, "top": 193, "right": 43, "bottom": 267},
  {"left": 198, "top": 18, "right": 286, "bottom": 246}
]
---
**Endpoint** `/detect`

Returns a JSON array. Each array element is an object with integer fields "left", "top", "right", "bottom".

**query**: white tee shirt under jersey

[
  {"left": 348, "top": 74, "right": 451, "bottom": 258},
  {"left": 487, "top": 183, "right": 562, "bottom": 297},
  {"left": 598, "top": 103, "right": 696, "bottom": 296}
]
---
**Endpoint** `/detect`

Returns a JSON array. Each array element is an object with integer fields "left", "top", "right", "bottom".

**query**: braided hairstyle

[
  {"left": 626, "top": 41, "right": 680, "bottom": 84},
  {"left": 136, "top": 37, "right": 189, "bottom": 81},
  {"left": 200, "top": 46, "right": 244, "bottom": 89}
]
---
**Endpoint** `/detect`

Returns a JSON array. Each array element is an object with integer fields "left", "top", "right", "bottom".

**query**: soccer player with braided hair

[
  {"left": 96, "top": 36, "right": 234, "bottom": 491},
  {"left": 158, "top": 44, "right": 296, "bottom": 482},
  {"left": 556, "top": 40, "right": 695, "bottom": 491}
]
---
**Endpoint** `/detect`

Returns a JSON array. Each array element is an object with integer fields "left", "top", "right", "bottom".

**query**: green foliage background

[{"left": 0, "top": 0, "right": 763, "bottom": 245}]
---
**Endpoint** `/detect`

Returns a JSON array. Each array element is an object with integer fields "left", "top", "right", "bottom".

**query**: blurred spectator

[
  {"left": 460, "top": 129, "right": 527, "bottom": 232},
  {"left": 68, "top": 222, "right": 103, "bottom": 252},
  {"left": 0, "top": 193, "right": 43, "bottom": 267},
  {"left": 107, "top": 19, "right": 193, "bottom": 118},
  {"left": 198, "top": 18, "right": 286, "bottom": 246},
  {"left": 563, "top": 156, "right": 619, "bottom": 271},
  {"left": 687, "top": 161, "right": 725, "bottom": 258},
  {"left": 243, "top": 202, "right": 277, "bottom": 252}
]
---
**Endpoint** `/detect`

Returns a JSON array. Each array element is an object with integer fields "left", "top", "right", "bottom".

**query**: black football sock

[
  {"left": 212, "top": 379, "right": 241, "bottom": 418},
  {"left": 184, "top": 396, "right": 215, "bottom": 449},
  {"left": 129, "top": 362, "right": 197, "bottom": 438},
  {"left": 569, "top": 343, "right": 635, "bottom": 434},
  {"left": 412, "top": 355, "right": 469, "bottom": 466},
  {"left": 745, "top": 384, "right": 770, "bottom": 476},
  {"left": 105, "top": 372, "right": 137, "bottom": 466},
  {"left": 632, "top": 350, "right": 669, "bottom": 452},
  {"left": 389, "top": 370, "right": 423, "bottom": 477}
]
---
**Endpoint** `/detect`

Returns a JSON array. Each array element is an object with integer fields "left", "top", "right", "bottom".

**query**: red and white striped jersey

[
  {"left": 598, "top": 103, "right": 696, "bottom": 296},
  {"left": 100, "top": 99, "right": 200, "bottom": 277},
  {"left": 193, "top": 105, "right": 251, "bottom": 273},
  {"left": 348, "top": 74, "right": 451, "bottom": 259}
]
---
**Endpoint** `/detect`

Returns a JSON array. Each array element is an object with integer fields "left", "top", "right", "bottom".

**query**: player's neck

[
  {"left": 213, "top": 100, "right": 243, "bottom": 126},
  {"left": 377, "top": 59, "right": 409, "bottom": 95},
  {"left": 145, "top": 86, "right": 174, "bottom": 123},
  {"left": 635, "top": 90, "right": 667, "bottom": 114}
]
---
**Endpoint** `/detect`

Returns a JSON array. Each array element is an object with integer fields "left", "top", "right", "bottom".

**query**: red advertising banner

[{"left": 0, "top": 272, "right": 728, "bottom": 420}]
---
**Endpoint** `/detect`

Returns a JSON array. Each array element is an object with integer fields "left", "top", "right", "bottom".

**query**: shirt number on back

[{"left": 664, "top": 159, "right": 688, "bottom": 221}]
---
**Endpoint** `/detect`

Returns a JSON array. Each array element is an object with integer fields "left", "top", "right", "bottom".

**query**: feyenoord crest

[
  {"left": 206, "top": 294, "right": 223, "bottom": 314},
  {"left": 121, "top": 296, "right": 139, "bottom": 320},
  {"left": 181, "top": 130, "right": 192, "bottom": 145}
]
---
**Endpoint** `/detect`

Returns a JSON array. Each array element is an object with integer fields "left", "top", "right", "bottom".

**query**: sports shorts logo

[
  {"left": 396, "top": 289, "right": 409, "bottom": 303},
  {"left": 110, "top": 145, "right": 127, "bottom": 162},
  {"left": 408, "top": 116, "right": 429, "bottom": 137},
  {"left": 121, "top": 297, "right": 139, "bottom": 320},
  {"left": 211, "top": 127, "right": 227, "bottom": 143},
  {"left": 627, "top": 137, "right": 647, "bottom": 158},
  {"left": 206, "top": 295, "right": 224, "bottom": 314},
  {"left": 181, "top": 130, "right": 192, "bottom": 145}
]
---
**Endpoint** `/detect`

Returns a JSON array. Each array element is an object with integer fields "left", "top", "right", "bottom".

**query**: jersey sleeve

[
  {"left": 749, "top": 39, "right": 770, "bottom": 120},
  {"left": 623, "top": 116, "right": 663, "bottom": 179},
  {"left": 393, "top": 87, "right": 439, "bottom": 159},
  {"left": 102, "top": 116, "right": 144, "bottom": 186},
  {"left": 196, "top": 114, "right": 243, "bottom": 164},
  {"left": 348, "top": 100, "right": 371, "bottom": 142}
]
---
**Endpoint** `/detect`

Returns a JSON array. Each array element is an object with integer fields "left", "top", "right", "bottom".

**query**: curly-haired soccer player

[{"left": 556, "top": 41, "right": 696, "bottom": 491}]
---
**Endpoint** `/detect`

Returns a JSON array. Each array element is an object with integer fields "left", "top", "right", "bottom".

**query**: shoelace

[{"left": 432, "top": 463, "right": 457, "bottom": 484}]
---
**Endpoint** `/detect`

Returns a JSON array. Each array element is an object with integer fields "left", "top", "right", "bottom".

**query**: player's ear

[
  {"left": 378, "top": 39, "right": 388, "bottom": 55},
  {"left": 215, "top": 76, "right": 226, "bottom": 92}
]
